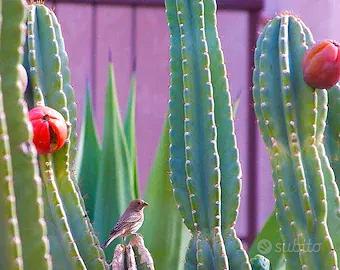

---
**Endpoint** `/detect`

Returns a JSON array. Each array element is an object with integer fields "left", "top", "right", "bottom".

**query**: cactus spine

[
  {"left": 253, "top": 14, "right": 339, "bottom": 269},
  {"left": 166, "top": 0, "right": 250, "bottom": 269}
]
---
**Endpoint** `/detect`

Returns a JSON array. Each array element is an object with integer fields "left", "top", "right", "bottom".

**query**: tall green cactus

[
  {"left": 166, "top": 0, "right": 250, "bottom": 269},
  {"left": 0, "top": 2, "right": 23, "bottom": 268},
  {"left": 25, "top": 3, "right": 107, "bottom": 269},
  {"left": 0, "top": 0, "right": 52, "bottom": 269},
  {"left": 253, "top": 14, "right": 339, "bottom": 269}
]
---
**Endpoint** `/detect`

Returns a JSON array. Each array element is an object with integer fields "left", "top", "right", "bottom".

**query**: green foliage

[
  {"left": 124, "top": 75, "right": 139, "bottom": 198},
  {"left": 76, "top": 84, "right": 101, "bottom": 222}
]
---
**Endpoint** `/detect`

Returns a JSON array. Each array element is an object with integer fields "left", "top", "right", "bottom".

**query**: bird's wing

[{"left": 110, "top": 211, "right": 142, "bottom": 235}]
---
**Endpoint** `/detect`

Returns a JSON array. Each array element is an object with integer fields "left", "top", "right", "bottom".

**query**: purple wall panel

[
  {"left": 95, "top": 6, "right": 133, "bottom": 133},
  {"left": 135, "top": 8, "right": 170, "bottom": 192},
  {"left": 56, "top": 4, "right": 93, "bottom": 134}
]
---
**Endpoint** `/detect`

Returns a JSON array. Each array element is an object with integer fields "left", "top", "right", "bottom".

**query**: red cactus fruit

[
  {"left": 29, "top": 106, "right": 68, "bottom": 154},
  {"left": 302, "top": 40, "right": 340, "bottom": 89}
]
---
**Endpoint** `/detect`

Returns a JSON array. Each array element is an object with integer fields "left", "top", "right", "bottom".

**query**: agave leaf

[
  {"left": 76, "top": 83, "right": 101, "bottom": 221},
  {"left": 124, "top": 74, "right": 139, "bottom": 199}
]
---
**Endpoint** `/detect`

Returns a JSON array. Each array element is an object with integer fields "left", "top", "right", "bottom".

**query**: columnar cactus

[
  {"left": 253, "top": 14, "right": 340, "bottom": 269},
  {"left": 0, "top": 0, "right": 51, "bottom": 269},
  {"left": 0, "top": 1, "right": 24, "bottom": 268},
  {"left": 166, "top": 0, "right": 250, "bottom": 269},
  {"left": 24, "top": 2, "right": 107, "bottom": 269}
]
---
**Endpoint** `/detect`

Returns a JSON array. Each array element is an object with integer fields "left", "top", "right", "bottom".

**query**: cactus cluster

[
  {"left": 1, "top": 0, "right": 340, "bottom": 270},
  {"left": 253, "top": 14, "right": 340, "bottom": 269}
]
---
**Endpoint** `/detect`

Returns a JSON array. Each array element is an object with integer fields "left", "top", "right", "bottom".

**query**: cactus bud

[
  {"left": 29, "top": 106, "right": 68, "bottom": 154},
  {"left": 302, "top": 40, "right": 340, "bottom": 89}
]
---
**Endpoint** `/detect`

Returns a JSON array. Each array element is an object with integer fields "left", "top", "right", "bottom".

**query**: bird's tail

[{"left": 101, "top": 232, "right": 119, "bottom": 249}]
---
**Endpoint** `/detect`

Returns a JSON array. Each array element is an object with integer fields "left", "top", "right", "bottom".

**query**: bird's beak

[{"left": 143, "top": 201, "right": 149, "bottom": 207}]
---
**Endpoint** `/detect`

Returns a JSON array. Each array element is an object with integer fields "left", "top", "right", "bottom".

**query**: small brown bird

[{"left": 101, "top": 199, "right": 149, "bottom": 249}]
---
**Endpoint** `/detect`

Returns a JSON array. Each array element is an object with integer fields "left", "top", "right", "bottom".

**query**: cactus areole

[
  {"left": 302, "top": 40, "right": 340, "bottom": 89},
  {"left": 29, "top": 106, "right": 67, "bottom": 154}
]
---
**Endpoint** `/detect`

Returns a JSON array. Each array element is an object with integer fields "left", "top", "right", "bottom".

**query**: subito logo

[{"left": 257, "top": 239, "right": 272, "bottom": 255}]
